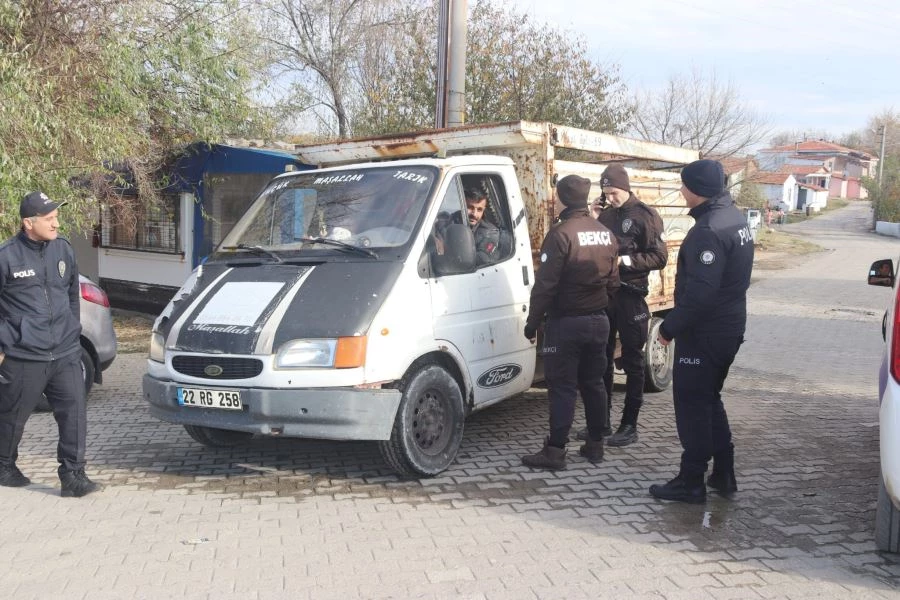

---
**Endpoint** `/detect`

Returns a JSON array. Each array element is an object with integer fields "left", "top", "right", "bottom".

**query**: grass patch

[
  {"left": 755, "top": 228, "right": 822, "bottom": 254},
  {"left": 113, "top": 309, "right": 154, "bottom": 354},
  {"left": 753, "top": 228, "right": 823, "bottom": 271}
]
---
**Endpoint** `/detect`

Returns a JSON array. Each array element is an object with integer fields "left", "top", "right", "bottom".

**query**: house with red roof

[
  {"left": 750, "top": 171, "right": 798, "bottom": 211},
  {"left": 756, "top": 140, "right": 875, "bottom": 199}
]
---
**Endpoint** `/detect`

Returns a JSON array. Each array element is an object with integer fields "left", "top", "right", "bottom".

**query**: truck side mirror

[
  {"left": 432, "top": 223, "right": 476, "bottom": 276},
  {"left": 869, "top": 259, "right": 895, "bottom": 287}
]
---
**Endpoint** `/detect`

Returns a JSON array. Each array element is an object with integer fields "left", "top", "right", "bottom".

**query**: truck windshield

[{"left": 220, "top": 166, "right": 437, "bottom": 254}]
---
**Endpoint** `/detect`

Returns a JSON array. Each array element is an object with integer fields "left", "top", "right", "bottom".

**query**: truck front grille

[{"left": 172, "top": 356, "right": 264, "bottom": 379}]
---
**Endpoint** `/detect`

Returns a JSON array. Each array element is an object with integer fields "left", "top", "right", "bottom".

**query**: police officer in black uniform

[
  {"left": 595, "top": 164, "right": 667, "bottom": 446},
  {"left": 521, "top": 175, "right": 619, "bottom": 470},
  {"left": 649, "top": 160, "right": 753, "bottom": 503},
  {"left": 0, "top": 192, "right": 100, "bottom": 497}
]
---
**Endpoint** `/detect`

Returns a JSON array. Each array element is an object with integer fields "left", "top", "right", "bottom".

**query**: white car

[{"left": 869, "top": 257, "right": 900, "bottom": 551}]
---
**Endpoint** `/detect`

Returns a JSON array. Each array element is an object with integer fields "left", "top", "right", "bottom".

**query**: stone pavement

[{"left": 3, "top": 201, "right": 900, "bottom": 599}]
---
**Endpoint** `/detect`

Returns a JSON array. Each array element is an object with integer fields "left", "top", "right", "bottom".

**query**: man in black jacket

[
  {"left": 595, "top": 164, "right": 667, "bottom": 446},
  {"left": 0, "top": 192, "right": 100, "bottom": 497},
  {"left": 521, "top": 175, "right": 619, "bottom": 470},
  {"left": 649, "top": 160, "right": 754, "bottom": 504}
]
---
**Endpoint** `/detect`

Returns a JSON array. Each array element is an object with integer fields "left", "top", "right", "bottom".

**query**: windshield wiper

[
  {"left": 221, "top": 244, "right": 283, "bottom": 263},
  {"left": 297, "top": 237, "right": 378, "bottom": 259}
]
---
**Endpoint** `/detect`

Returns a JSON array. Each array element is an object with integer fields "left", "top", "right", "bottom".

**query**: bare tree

[
  {"left": 259, "top": 0, "right": 403, "bottom": 138},
  {"left": 632, "top": 68, "right": 771, "bottom": 158},
  {"left": 352, "top": 0, "right": 633, "bottom": 137},
  {"left": 768, "top": 129, "right": 837, "bottom": 148}
]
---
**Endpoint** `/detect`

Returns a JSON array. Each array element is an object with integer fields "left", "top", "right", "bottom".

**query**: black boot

[
  {"left": 521, "top": 439, "right": 566, "bottom": 471},
  {"left": 649, "top": 473, "right": 706, "bottom": 504},
  {"left": 606, "top": 423, "right": 638, "bottom": 447},
  {"left": 708, "top": 445, "right": 737, "bottom": 496},
  {"left": 575, "top": 425, "right": 612, "bottom": 441},
  {"left": 60, "top": 469, "right": 101, "bottom": 498},
  {"left": 578, "top": 439, "right": 604, "bottom": 463},
  {"left": 0, "top": 463, "right": 31, "bottom": 487},
  {"left": 707, "top": 469, "right": 738, "bottom": 496}
]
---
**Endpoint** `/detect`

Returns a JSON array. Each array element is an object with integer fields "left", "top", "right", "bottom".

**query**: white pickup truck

[{"left": 142, "top": 121, "right": 696, "bottom": 476}]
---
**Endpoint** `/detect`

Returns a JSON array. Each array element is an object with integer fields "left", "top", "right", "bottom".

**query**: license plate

[{"left": 177, "top": 387, "right": 243, "bottom": 410}]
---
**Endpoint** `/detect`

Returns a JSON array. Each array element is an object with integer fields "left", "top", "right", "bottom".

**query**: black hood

[{"left": 157, "top": 260, "right": 403, "bottom": 354}]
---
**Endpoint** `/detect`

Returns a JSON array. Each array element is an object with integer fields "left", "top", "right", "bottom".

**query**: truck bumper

[{"left": 142, "top": 374, "right": 402, "bottom": 441}]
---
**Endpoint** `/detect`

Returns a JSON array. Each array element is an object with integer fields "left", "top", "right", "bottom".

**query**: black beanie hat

[
  {"left": 600, "top": 164, "right": 631, "bottom": 192},
  {"left": 681, "top": 159, "right": 726, "bottom": 197},
  {"left": 556, "top": 175, "right": 591, "bottom": 207}
]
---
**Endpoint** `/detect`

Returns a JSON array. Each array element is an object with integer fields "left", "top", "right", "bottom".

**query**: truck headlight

[
  {"left": 149, "top": 331, "right": 166, "bottom": 362},
  {"left": 275, "top": 336, "right": 367, "bottom": 369}
]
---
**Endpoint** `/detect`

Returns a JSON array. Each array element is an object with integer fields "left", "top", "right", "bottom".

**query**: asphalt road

[{"left": 3, "top": 200, "right": 900, "bottom": 599}]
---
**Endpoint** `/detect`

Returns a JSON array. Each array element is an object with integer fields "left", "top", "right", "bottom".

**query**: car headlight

[
  {"left": 275, "top": 337, "right": 367, "bottom": 369},
  {"left": 149, "top": 331, "right": 166, "bottom": 362}
]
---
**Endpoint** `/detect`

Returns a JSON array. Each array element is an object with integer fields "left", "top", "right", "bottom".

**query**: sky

[{"left": 518, "top": 0, "right": 899, "bottom": 141}]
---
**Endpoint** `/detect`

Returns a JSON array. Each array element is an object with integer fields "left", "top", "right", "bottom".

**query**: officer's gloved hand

[{"left": 524, "top": 324, "right": 537, "bottom": 341}]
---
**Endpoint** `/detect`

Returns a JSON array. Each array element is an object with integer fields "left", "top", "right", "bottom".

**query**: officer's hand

[
  {"left": 524, "top": 324, "right": 537, "bottom": 342},
  {"left": 657, "top": 334, "right": 670, "bottom": 347}
]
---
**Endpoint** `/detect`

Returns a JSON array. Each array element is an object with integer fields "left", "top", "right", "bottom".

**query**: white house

[{"left": 753, "top": 172, "right": 798, "bottom": 211}]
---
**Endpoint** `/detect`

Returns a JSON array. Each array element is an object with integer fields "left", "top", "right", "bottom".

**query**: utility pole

[
  {"left": 879, "top": 124, "right": 888, "bottom": 187},
  {"left": 434, "top": 0, "right": 467, "bottom": 129}
]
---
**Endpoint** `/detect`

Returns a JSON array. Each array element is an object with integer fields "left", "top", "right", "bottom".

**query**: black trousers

[
  {"left": 0, "top": 353, "right": 86, "bottom": 474},
  {"left": 672, "top": 333, "right": 743, "bottom": 478},
  {"left": 542, "top": 313, "right": 610, "bottom": 447},
  {"left": 604, "top": 288, "right": 650, "bottom": 426}
]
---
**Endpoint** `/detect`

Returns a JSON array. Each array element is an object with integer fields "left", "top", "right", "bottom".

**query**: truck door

[{"left": 425, "top": 172, "right": 535, "bottom": 407}]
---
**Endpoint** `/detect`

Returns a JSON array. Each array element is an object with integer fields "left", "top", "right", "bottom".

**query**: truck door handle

[{"left": 522, "top": 266, "right": 529, "bottom": 286}]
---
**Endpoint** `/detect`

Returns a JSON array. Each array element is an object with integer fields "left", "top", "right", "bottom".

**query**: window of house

[{"left": 100, "top": 195, "right": 181, "bottom": 254}]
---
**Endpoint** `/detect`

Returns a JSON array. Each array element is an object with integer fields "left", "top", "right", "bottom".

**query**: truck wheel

[
  {"left": 644, "top": 317, "right": 673, "bottom": 392},
  {"left": 184, "top": 424, "right": 252, "bottom": 448},
  {"left": 877, "top": 477, "right": 900, "bottom": 552},
  {"left": 378, "top": 364, "right": 465, "bottom": 477}
]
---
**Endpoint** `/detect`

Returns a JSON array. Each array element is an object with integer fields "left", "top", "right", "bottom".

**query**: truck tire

[
  {"left": 644, "top": 317, "right": 673, "bottom": 392},
  {"left": 184, "top": 424, "right": 252, "bottom": 448},
  {"left": 877, "top": 477, "right": 900, "bottom": 552},
  {"left": 378, "top": 364, "right": 465, "bottom": 477}
]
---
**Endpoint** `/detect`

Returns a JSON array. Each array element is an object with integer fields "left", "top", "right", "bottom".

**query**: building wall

[
  {"left": 829, "top": 177, "right": 844, "bottom": 198},
  {"left": 762, "top": 182, "right": 796, "bottom": 210},
  {"left": 97, "top": 192, "right": 194, "bottom": 288}
]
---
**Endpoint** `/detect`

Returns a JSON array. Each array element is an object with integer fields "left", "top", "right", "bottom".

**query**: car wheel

[
  {"left": 876, "top": 477, "right": 900, "bottom": 552},
  {"left": 643, "top": 317, "right": 673, "bottom": 392},
  {"left": 378, "top": 364, "right": 465, "bottom": 477},
  {"left": 35, "top": 347, "right": 96, "bottom": 412},
  {"left": 183, "top": 424, "right": 252, "bottom": 448}
]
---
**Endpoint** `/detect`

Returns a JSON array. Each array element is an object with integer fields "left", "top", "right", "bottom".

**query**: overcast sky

[{"left": 518, "top": 0, "right": 899, "bottom": 139}]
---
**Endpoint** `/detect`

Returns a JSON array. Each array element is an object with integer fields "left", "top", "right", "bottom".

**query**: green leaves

[{"left": 0, "top": 0, "right": 274, "bottom": 235}]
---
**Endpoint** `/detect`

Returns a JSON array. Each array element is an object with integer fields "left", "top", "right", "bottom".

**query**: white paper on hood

[{"left": 193, "top": 281, "right": 285, "bottom": 326}]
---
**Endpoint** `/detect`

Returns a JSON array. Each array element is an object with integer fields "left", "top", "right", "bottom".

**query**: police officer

[
  {"left": 649, "top": 160, "right": 753, "bottom": 503},
  {"left": 521, "top": 175, "right": 619, "bottom": 470},
  {"left": 0, "top": 192, "right": 100, "bottom": 497},
  {"left": 594, "top": 164, "right": 667, "bottom": 447}
]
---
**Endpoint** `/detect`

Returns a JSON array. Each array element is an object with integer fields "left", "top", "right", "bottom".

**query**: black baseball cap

[{"left": 20, "top": 191, "right": 67, "bottom": 218}]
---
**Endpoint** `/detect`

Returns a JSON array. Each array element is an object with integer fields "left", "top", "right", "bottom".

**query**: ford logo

[
  {"left": 476, "top": 364, "right": 522, "bottom": 388},
  {"left": 204, "top": 364, "right": 224, "bottom": 377}
]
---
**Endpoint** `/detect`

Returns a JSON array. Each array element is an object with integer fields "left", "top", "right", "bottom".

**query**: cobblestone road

[{"left": 3, "top": 201, "right": 900, "bottom": 599}]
